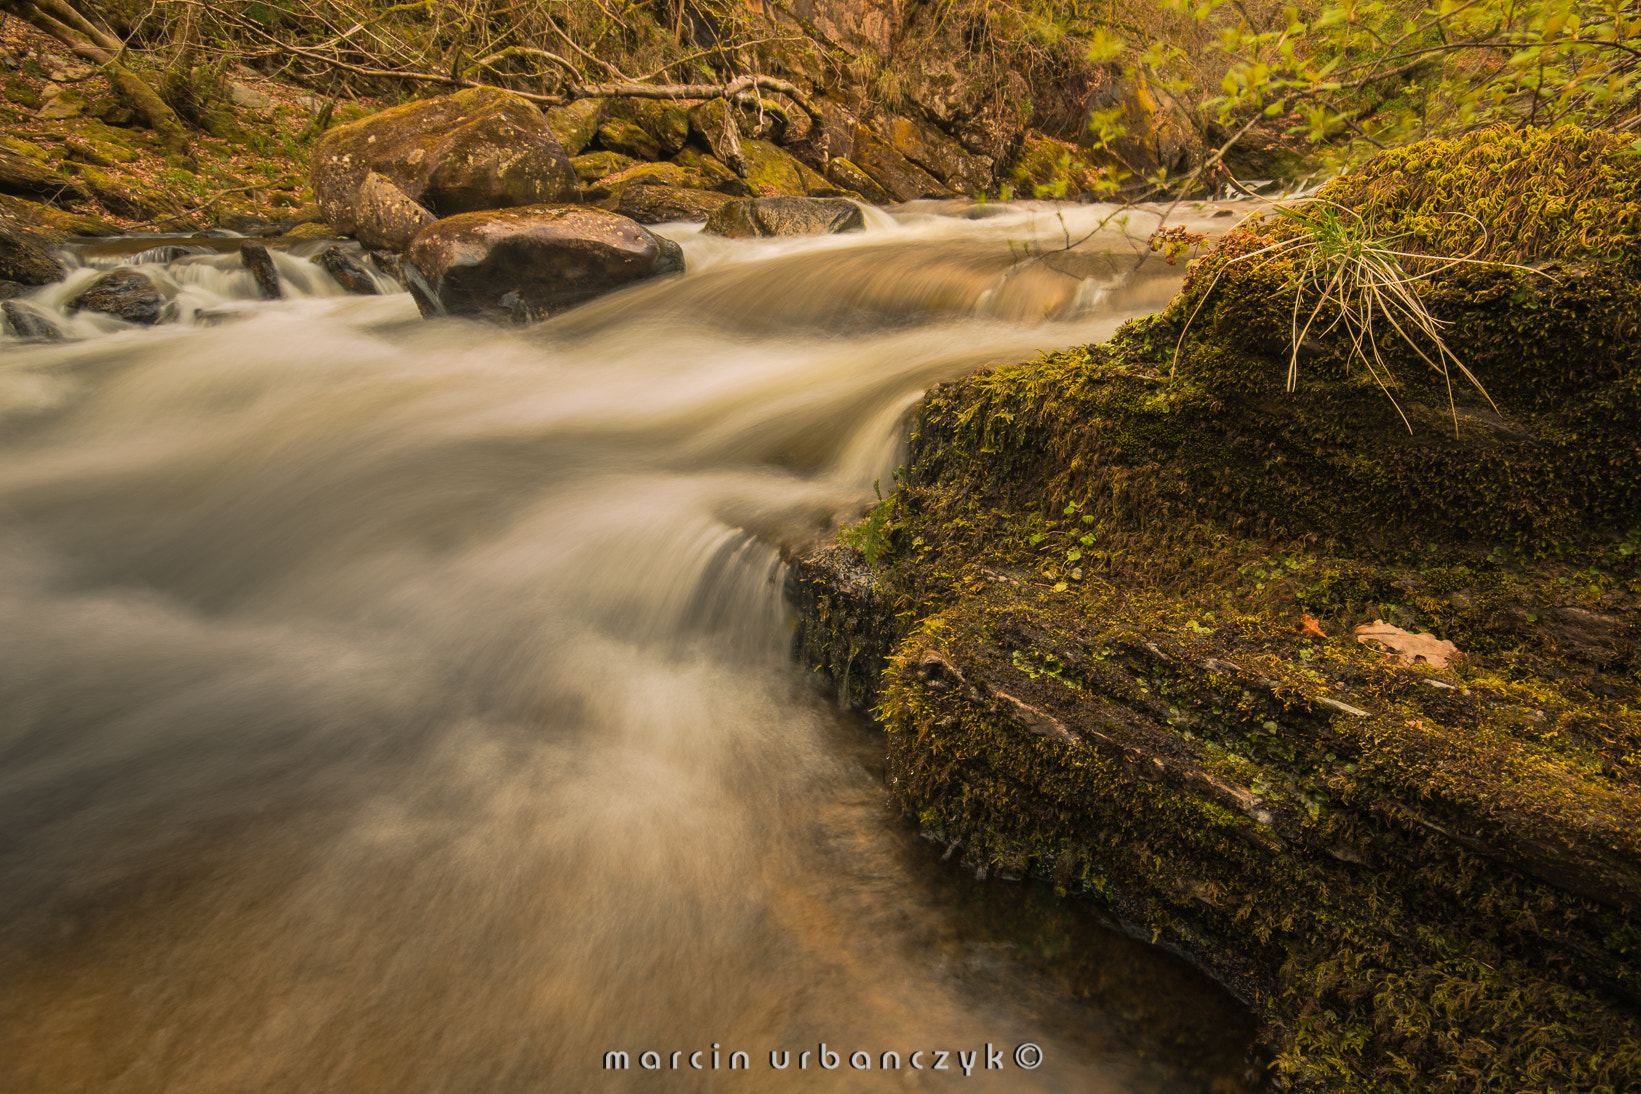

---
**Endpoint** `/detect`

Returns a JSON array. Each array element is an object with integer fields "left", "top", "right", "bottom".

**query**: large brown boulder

[
  {"left": 311, "top": 87, "right": 579, "bottom": 244},
  {"left": 405, "top": 205, "right": 683, "bottom": 323}
]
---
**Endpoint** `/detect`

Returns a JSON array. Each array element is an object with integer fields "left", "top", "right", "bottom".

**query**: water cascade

[{"left": 0, "top": 201, "right": 1263, "bottom": 1092}]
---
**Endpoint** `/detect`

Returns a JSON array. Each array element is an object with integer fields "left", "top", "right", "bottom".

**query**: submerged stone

[{"left": 67, "top": 268, "right": 173, "bottom": 324}]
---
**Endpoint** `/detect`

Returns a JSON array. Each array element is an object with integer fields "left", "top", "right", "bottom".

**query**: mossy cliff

[{"left": 788, "top": 126, "right": 1641, "bottom": 1091}]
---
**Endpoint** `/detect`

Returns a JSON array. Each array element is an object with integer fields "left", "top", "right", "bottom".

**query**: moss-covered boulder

[
  {"left": 789, "top": 125, "right": 1641, "bottom": 1092},
  {"left": 571, "top": 150, "right": 635, "bottom": 185},
  {"left": 311, "top": 87, "right": 579, "bottom": 238},
  {"left": 669, "top": 148, "right": 752, "bottom": 197}
]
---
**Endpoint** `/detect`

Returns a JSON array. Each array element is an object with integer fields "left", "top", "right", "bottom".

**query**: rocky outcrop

[
  {"left": 788, "top": 127, "right": 1641, "bottom": 1093},
  {"left": 311, "top": 87, "right": 580, "bottom": 243},
  {"left": 703, "top": 196, "right": 865, "bottom": 238},
  {"left": 405, "top": 204, "right": 683, "bottom": 323},
  {"left": 67, "top": 268, "right": 172, "bottom": 324},
  {"left": 849, "top": 128, "right": 952, "bottom": 202}
]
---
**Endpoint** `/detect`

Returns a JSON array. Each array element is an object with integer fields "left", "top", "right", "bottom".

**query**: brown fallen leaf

[
  {"left": 1352, "top": 620, "right": 1462, "bottom": 669},
  {"left": 1301, "top": 614, "right": 1328, "bottom": 639}
]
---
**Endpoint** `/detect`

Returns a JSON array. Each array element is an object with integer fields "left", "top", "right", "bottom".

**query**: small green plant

[
  {"left": 840, "top": 479, "right": 897, "bottom": 566},
  {"left": 1174, "top": 199, "right": 1547, "bottom": 435}
]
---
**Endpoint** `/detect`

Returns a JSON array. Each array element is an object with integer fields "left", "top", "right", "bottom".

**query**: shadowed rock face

[
  {"left": 311, "top": 87, "right": 580, "bottom": 240},
  {"left": 405, "top": 204, "right": 683, "bottom": 323}
]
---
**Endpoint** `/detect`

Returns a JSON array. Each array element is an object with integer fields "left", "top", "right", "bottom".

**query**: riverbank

[{"left": 790, "top": 125, "right": 1641, "bottom": 1090}]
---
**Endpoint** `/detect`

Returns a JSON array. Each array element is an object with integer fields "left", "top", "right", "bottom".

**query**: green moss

[{"left": 798, "top": 124, "right": 1641, "bottom": 1093}]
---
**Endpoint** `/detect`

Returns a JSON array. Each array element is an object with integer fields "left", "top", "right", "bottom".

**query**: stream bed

[{"left": 0, "top": 201, "right": 1266, "bottom": 1092}]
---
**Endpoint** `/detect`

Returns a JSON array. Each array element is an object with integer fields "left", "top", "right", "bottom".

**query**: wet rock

[
  {"left": 239, "top": 240, "right": 283, "bottom": 299},
  {"left": 67, "top": 268, "right": 173, "bottom": 324},
  {"left": 353, "top": 171, "right": 435, "bottom": 252},
  {"left": 311, "top": 86, "right": 579, "bottom": 243},
  {"left": 824, "top": 158, "right": 890, "bottom": 205},
  {"left": 543, "top": 98, "right": 605, "bottom": 157},
  {"left": 0, "top": 213, "right": 65, "bottom": 285},
  {"left": 689, "top": 99, "right": 745, "bottom": 176},
  {"left": 614, "top": 186, "right": 732, "bottom": 225},
  {"left": 367, "top": 249, "right": 405, "bottom": 285},
  {"left": 405, "top": 204, "right": 684, "bottom": 323},
  {"left": 850, "top": 128, "right": 952, "bottom": 202},
  {"left": 313, "top": 246, "right": 379, "bottom": 294},
  {"left": 2, "top": 299, "right": 63, "bottom": 340},
  {"left": 571, "top": 150, "right": 635, "bottom": 184},
  {"left": 703, "top": 196, "right": 865, "bottom": 239}
]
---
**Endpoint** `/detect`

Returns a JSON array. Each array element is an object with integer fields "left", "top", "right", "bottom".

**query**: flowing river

[{"left": 0, "top": 202, "right": 1263, "bottom": 1092}]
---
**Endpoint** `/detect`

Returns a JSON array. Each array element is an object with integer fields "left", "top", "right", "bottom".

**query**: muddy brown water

[{"left": 0, "top": 200, "right": 1266, "bottom": 1092}]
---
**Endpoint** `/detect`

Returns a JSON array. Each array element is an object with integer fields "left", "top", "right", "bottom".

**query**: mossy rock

[
  {"left": 571, "top": 150, "right": 634, "bottom": 185},
  {"left": 740, "top": 138, "right": 830, "bottom": 198},
  {"left": 0, "top": 193, "right": 119, "bottom": 237},
  {"left": 605, "top": 97, "right": 689, "bottom": 156},
  {"left": 788, "top": 122, "right": 1641, "bottom": 1093},
  {"left": 1164, "top": 124, "right": 1641, "bottom": 552},
  {"left": 544, "top": 97, "right": 605, "bottom": 157}
]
